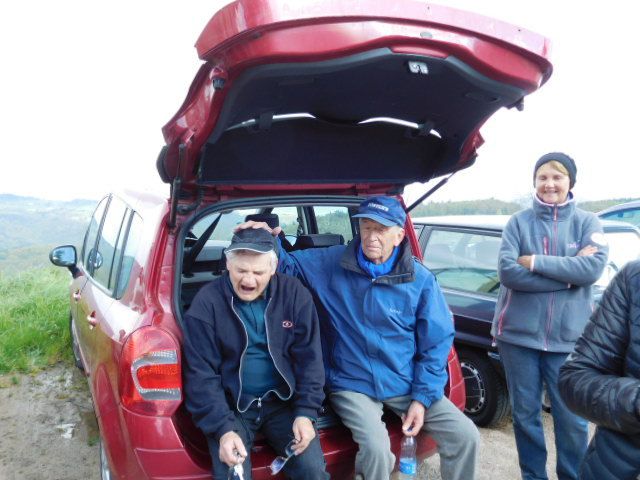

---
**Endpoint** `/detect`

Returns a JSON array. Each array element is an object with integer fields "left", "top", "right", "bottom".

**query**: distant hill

[
  {"left": 411, "top": 198, "right": 521, "bottom": 217},
  {"left": 0, "top": 195, "right": 97, "bottom": 275},
  {"left": 411, "top": 197, "right": 640, "bottom": 217},
  {"left": 2, "top": 193, "right": 637, "bottom": 277}
]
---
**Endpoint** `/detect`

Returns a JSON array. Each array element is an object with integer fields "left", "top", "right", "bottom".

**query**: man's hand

[
  {"left": 577, "top": 245, "right": 598, "bottom": 257},
  {"left": 401, "top": 401, "right": 425, "bottom": 437},
  {"left": 234, "top": 220, "right": 282, "bottom": 236},
  {"left": 517, "top": 255, "right": 533, "bottom": 270},
  {"left": 219, "top": 431, "right": 247, "bottom": 467},
  {"left": 291, "top": 417, "right": 316, "bottom": 455}
]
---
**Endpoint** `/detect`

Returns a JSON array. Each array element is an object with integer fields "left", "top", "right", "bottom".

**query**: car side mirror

[
  {"left": 50, "top": 245, "right": 81, "bottom": 277},
  {"left": 49, "top": 245, "right": 77, "bottom": 267}
]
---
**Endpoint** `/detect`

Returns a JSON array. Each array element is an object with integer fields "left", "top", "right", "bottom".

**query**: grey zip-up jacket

[{"left": 491, "top": 194, "right": 608, "bottom": 352}]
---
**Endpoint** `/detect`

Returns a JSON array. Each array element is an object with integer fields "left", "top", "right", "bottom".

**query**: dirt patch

[
  {"left": 0, "top": 364, "right": 99, "bottom": 480},
  {"left": 0, "top": 364, "right": 574, "bottom": 480}
]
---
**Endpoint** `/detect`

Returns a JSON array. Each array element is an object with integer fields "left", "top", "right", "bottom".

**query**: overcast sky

[{"left": 1, "top": 1, "right": 637, "bottom": 205}]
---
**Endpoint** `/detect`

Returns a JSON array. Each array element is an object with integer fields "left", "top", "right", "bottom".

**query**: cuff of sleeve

[
  {"left": 296, "top": 415, "right": 317, "bottom": 424},
  {"left": 211, "top": 419, "right": 237, "bottom": 442},
  {"left": 411, "top": 392, "right": 441, "bottom": 410},
  {"left": 294, "top": 407, "right": 319, "bottom": 423},
  {"left": 530, "top": 254, "right": 536, "bottom": 272}
]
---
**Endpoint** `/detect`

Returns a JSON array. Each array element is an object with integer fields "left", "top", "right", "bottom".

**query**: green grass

[{"left": 0, "top": 267, "right": 72, "bottom": 373}]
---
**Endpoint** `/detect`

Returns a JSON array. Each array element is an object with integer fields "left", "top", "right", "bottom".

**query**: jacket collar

[
  {"left": 532, "top": 192, "right": 576, "bottom": 222},
  {"left": 340, "top": 236, "right": 415, "bottom": 284}
]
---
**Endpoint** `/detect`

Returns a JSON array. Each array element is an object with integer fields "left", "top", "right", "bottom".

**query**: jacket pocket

[
  {"left": 500, "top": 293, "right": 546, "bottom": 335},
  {"left": 559, "top": 301, "right": 591, "bottom": 342}
]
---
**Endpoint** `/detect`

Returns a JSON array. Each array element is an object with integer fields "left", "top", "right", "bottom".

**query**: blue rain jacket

[{"left": 279, "top": 239, "right": 453, "bottom": 408}]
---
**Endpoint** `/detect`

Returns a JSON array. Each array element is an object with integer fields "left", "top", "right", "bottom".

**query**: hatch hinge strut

[
  {"left": 405, "top": 171, "right": 457, "bottom": 213},
  {"left": 168, "top": 143, "right": 186, "bottom": 228}
]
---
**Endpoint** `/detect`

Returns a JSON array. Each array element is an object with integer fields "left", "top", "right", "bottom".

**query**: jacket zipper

[
  {"left": 231, "top": 296, "right": 293, "bottom": 412},
  {"left": 263, "top": 297, "right": 293, "bottom": 402},
  {"left": 543, "top": 206, "right": 559, "bottom": 350},
  {"left": 230, "top": 297, "right": 251, "bottom": 413},
  {"left": 496, "top": 289, "right": 512, "bottom": 336}
]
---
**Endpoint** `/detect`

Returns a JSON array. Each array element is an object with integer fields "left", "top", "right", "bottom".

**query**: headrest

[
  {"left": 293, "top": 233, "right": 344, "bottom": 250},
  {"left": 244, "top": 213, "right": 280, "bottom": 230}
]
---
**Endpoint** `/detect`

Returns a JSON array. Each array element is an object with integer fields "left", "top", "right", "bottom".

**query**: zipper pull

[{"left": 255, "top": 396, "right": 262, "bottom": 425}]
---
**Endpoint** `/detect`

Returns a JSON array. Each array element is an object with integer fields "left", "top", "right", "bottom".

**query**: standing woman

[{"left": 491, "top": 152, "right": 608, "bottom": 480}]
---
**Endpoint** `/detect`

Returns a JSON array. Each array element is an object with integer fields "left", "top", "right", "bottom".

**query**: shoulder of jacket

[
  {"left": 621, "top": 261, "right": 640, "bottom": 281},
  {"left": 273, "top": 272, "right": 312, "bottom": 299},
  {"left": 274, "top": 271, "right": 303, "bottom": 287},
  {"left": 194, "top": 277, "right": 225, "bottom": 300},
  {"left": 573, "top": 207, "right": 598, "bottom": 220},
  {"left": 413, "top": 258, "right": 436, "bottom": 282}
]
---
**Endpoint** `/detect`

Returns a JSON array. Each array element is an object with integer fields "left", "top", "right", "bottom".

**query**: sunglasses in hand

[{"left": 269, "top": 439, "right": 298, "bottom": 475}]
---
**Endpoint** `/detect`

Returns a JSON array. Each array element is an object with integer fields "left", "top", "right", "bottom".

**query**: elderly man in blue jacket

[
  {"left": 238, "top": 196, "right": 479, "bottom": 480},
  {"left": 182, "top": 228, "right": 329, "bottom": 480}
]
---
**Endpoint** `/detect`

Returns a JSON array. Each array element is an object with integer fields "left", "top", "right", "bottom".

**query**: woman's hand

[
  {"left": 577, "top": 245, "right": 598, "bottom": 257},
  {"left": 517, "top": 255, "right": 533, "bottom": 270}
]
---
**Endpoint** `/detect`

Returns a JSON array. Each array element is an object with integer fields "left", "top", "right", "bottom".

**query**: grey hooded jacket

[{"left": 491, "top": 194, "right": 608, "bottom": 352}]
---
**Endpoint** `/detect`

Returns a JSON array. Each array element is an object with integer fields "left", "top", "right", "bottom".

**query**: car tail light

[{"left": 119, "top": 327, "right": 182, "bottom": 416}]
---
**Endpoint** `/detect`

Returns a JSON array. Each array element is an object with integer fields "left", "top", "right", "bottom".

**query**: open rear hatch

[{"left": 159, "top": 0, "right": 552, "bottom": 200}]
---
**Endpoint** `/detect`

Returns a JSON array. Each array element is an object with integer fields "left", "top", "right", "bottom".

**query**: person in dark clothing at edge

[
  {"left": 182, "top": 228, "right": 329, "bottom": 480},
  {"left": 491, "top": 152, "right": 608, "bottom": 480},
  {"left": 559, "top": 260, "right": 640, "bottom": 480},
  {"left": 237, "top": 196, "right": 479, "bottom": 480}
]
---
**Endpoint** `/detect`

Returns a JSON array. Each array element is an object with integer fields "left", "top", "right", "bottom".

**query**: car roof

[
  {"left": 412, "top": 214, "right": 510, "bottom": 231},
  {"left": 412, "top": 214, "right": 640, "bottom": 234},
  {"left": 597, "top": 200, "right": 640, "bottom": 215}
]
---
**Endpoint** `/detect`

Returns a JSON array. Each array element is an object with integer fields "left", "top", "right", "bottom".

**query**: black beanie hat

[{"left": 533, "top": 152, "right": 577, "bottom": 189}]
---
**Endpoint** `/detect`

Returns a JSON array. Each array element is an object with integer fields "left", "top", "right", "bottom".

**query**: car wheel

[
  {"left": 100, "top": 438, "right": 113, "bottom": 480},
  {"left": 459, "top": 349, "right": 510, "bottom": 427},
  {"left": 69, "top": 314, "right": 84, "bottom": 371}
]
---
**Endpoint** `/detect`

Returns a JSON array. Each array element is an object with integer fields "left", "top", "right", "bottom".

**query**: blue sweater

[
  {"left": 234, "top": 293, "right": 288, "bottom": 397},
  {"left": 279, "top": 238, "right": 453, "bottom": 409}
]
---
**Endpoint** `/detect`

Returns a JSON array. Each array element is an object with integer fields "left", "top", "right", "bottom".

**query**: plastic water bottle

[{"left": 398, "top": 435, "right": 418, "bottom": 479}]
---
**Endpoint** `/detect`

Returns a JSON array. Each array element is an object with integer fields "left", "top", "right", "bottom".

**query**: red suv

[{"left": 49, "top": 1, "right": 551, "bottom": 478}]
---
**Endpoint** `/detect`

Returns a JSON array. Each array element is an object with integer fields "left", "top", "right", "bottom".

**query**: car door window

[
  {"left": 92, "top": 197, "right": 129, "bottom": 291},
  {"left": 115, "top": 213, "right": 143, "bottom": 298},
  {"left": 82, "top": 196, "right": 109, "bottom": 273},
  {"left": 314, "top": 206, "right": 353, "bottom": 242},
  {"left": 600, "top": 208, "right": 640, "bottom": 227},
  {"left": 271, "top": 206, "right": 304, "bottom": 236},
  {"left": 423, "top": 229, "right": 500, "bottom": 295},
  {"left": 191, "top": 208, "right": 258, "bottom": 241}
]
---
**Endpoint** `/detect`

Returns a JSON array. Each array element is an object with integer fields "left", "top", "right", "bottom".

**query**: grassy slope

[{"left": 0, "top": 267, "right": 72, "bottom": 373}]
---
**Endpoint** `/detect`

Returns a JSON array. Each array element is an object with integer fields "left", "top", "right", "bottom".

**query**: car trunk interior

[{"left": 174, "top": 195, "right": 448, "bottom": 471}]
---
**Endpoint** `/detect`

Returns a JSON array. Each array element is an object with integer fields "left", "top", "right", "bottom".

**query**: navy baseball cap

[
  {"left": 226, "top": 228, "right": 278, "bottom": 254},
  {"left": 353, "top": 196, "right": 406, "bottom": 227}
]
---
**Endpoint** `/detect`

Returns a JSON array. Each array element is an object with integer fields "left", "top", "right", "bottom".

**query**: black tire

[
  {"left": 459, "top": 349, "right": 510, "bottom": 427},
  {"left": 69, "top": 314, "right": 84, "bottom": 371},
  {"left": 99, "top": 438, "right": 113, "bottom": 480}
]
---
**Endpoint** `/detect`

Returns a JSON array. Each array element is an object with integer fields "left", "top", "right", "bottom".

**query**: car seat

[{"left": 244, "top": 213, "right": 295, "bottom": 251}]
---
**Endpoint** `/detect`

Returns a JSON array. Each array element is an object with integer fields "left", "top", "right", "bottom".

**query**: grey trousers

[{"left": 330, "top": 391, "right": 479, "bottom": 480}]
